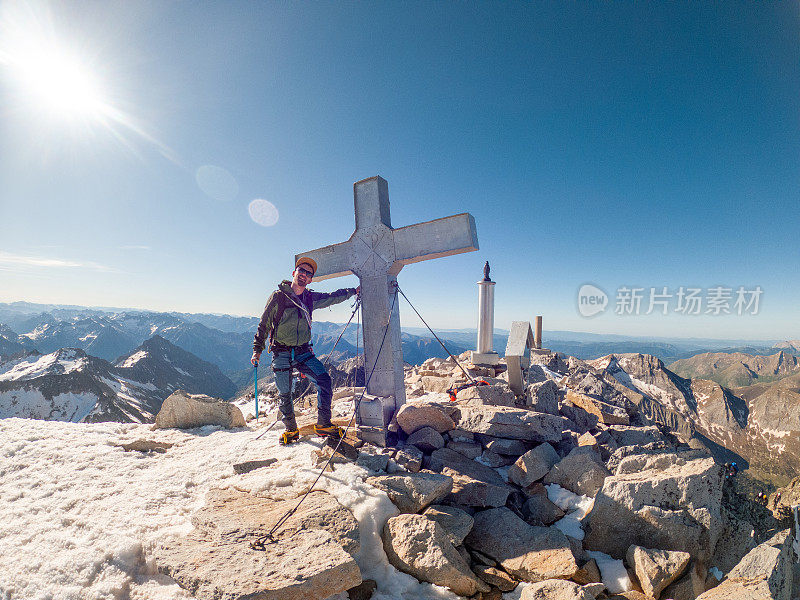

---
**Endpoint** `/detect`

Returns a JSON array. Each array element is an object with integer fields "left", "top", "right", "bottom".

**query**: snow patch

[
  {"left": 586, "top": 550, "right": 633, "bottom": 594},
  {"left": 546, "top": 484, "right": 594, "bottom": 541},
  {"left": 120, "top": 351, "right": 148, "bottom": 368}
]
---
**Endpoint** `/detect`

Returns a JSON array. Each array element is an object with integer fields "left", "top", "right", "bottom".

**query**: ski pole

[{"left": 254, "top": 363, "right": 259, "bottom": 423}]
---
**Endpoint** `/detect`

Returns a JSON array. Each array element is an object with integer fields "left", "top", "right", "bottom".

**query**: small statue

[{"left": 483, "top": 261, "right": 491, "bottom": 282}]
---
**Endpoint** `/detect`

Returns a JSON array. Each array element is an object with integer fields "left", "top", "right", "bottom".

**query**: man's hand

[
  {"left": 251, "top": 351, "right": 261, "bottom": 367},
  {"left": 355, "top": 286, "right": 361, "bottom": 297}
]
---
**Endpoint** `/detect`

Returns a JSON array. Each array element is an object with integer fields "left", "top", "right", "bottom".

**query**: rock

[
  {"left": 356, "top": 449, "right": 390, "bottom": 472},
  {"left": 479, "top": 449, "right": 517, "bottom": 468},
  {"left": 625, "top": 545, "right": 690, "bottom": 599},
  {"left": 584, "top": 456, "right": 724, "bottom": 562},
  {"left": 457, "top": 383, "right": 517, "bottom": 407},
  {"left": 696, "top": 529, "right": 793, "bottom": 600},
  {"left": 348, "top": 579, "right": 377, "bottom": 600},
  {"left": 366, "top": 472, "right": 453, "bottom": 513},
  {"left": 382, "top": 514, "right": 489, "bottom": 596},
  {"left": 520, "top": 579, "right": 594, "bottom": 600},
  {"left": 190, "top": 488, "right": 361, "bottom": 555},
  {"left": 449, "top": 428, "right": 475, "bottom": 442},
  {"left": 565, "top": 390, "right": 629, "bottom": 426},
  {"left": 407, "top": 426, "right": 445, "bottom": 453},
  {"left": 422, "top": 504, "right": 474, "bottom": 546},
  {"left": 711, "top": 511, "right": 757, "bottom": 575},
  {"left": 233, "top": 458, "right": 277, "bottom": 474},
  {"left": 395, "top": 400, "right": 456, "bottom": 435},
  {"left": 422, "top": 374, "right": 458, "bottom": 394},
  {"left": 605, "top": 425, "right": 669, "bottom": 449},
  {"left": 429, "top": 447, "right": 506, "bottom": 486},
  {"left": 444, "top": 469, "right": 511, "bottom": 508},
  {"left": 560, "top": 403, "right": 599, "bottom": 434},
  {"left": 154, "top": 390, "right": 246, "bottom": 429},
  {"left": 447, "top": 440, "right": 483, "bottom": 459},
  {"left": 572, "top": 558, "right": 602, "bottom": 585},
  {"left": 661, "top": 560, "right": 710, "bottom": 600},
  {"left": 116, "top": 439, "right": 174, "bottom": 453},
  {"left": 475, "top": 434, "right": 531, "bottom": 456},
  {"left": 470, "top": 549, "right": 497, "bottom": 566},
  {"left": 582, "top": 582, "right": 605, "bottom": 598},
  {"left": 457, "top": 405, "right": 566, "bottom": 442},
  {"left": 543, "top": 447, "right": 609, "bottom": 497},
  {"left": 472, "top": 565, "right": 518, "bottom": 592},
  {"left": 607, "top": 592, "right": 647, "bottom": 600},
  {"left": 577, "top": 432, "right": 599, "bottom": 449},
  {"left": 393, "top": 446, "right": 423, "bottom": 473},
  {"left": 509, "top": 443, "right": 560, "bottom": 488},
  {"left": 154, "top": 488, "right": 361, "bottom": 600},
  {"left": 523, "top": 484, "right": 566, "bottom": 526},
  {"left": 526, "top": 380, "right": 561, "bottom": 415},
  {"left": 465, "top": 507, "right": 578, "bottom": 582}
]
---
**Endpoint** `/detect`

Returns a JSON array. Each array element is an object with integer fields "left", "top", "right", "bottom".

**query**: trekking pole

[{"left": 254, "top": 363, "right": 259, "bottom": 423}]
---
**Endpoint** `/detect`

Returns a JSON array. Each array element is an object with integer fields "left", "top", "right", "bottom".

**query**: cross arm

[
  {"left": 392, "top": 213, "right": 478, "bottom": 266},
  {"left": 295, "top": 240, "right": 353, "bottom": 282}
]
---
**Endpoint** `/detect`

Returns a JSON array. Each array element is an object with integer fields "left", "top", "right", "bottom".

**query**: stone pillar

[
  {"left": 471, "top": 262, "right": 499, "bottom": 365},
  {"left": 535, "top": 316, "right": 542, "bottom": 349}
]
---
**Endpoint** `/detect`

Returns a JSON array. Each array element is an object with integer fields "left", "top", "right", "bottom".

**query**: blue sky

[{"left": 0, "top": 1, "right": 798, "bottom": 340}]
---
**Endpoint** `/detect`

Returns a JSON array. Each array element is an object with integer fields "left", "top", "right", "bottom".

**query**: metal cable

[{"left": 252, "top": 288, "right": 398, "bottom": 547}]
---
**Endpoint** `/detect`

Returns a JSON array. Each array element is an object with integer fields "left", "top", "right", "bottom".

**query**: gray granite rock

[{"left": 366, "top": 472, "right": 453, "bottom": 513}]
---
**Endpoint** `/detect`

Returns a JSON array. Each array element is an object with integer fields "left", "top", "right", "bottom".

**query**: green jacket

[{"left": 253, "top": 280, "right": 356, "bottom": 352}]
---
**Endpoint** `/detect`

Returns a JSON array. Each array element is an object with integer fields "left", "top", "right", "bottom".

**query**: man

[{"left": 251, "top": 257, "right": 359, "bottom": 445}]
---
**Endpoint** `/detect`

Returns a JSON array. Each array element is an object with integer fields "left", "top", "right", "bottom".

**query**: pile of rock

[{"left": 358, "top": 351, "right": 793, "bottom": 600}]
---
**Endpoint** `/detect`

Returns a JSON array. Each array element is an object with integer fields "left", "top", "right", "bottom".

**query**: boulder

[
  {"left": 457, "top": 405, "right": 566, "bottom": 442},
  {"left": 696, "top": 529, "right": 793, "bottom": 600},
  {"left": 465, "top": 507, "right": 578, "bottom": 582},
  {"left": 480, "top": 449, "right": 517, "bottom": 468},
  {"left": 543, "top": 447, "right": 610, "bottom": 497},
  {"left": 190, "top": 488, "right": 360, "bottom": 555},
  {"left": 661, "top": 560, "right": 712, "bottom": 600},
  {"left": 393, "top": 446, "right": 423, "bottom": 473},
  {"left": 565, "top": 390, "right": 629, "bottom": 426},
  {"left": 154, "top": 488, "right": 361, "bottom": 599},
  {"left": 395, "top": 401, "right": 456, "bottom": 435},
  {"left": 457, "top": 383, "right": 516, "bottom": 407},
  {"left": 572, "top": 558, "right": 602, "bottom": 585},
  {"left": 583, "top": 456, "right": 724, "bottom": 562},
  {"left": 444, "top": 469, "right": 511, "bottom": 508},
  {"left": 711, "top": 511, "right": 757, "bottom": 575},
  {"left": 509, "top": 443, "right": 560, "bottom": 488},
  {"left": 347, "top": 579, "right": 377, "bottom": 600},
  {"left": 422, "top": 375, "right": 458, "bottom": 394},
  {"left": 422, "top": 504, "right": 474, "bottom": 546},
  {"left": 382, "top": 514, "right": 489, "bottom": 596},
  {"left": 625, "top": 545, "right": 690, "bottom": 599},
  {"left": 527, "top": 380, "right": 561, "bottom": 415},
  {"left": 523, "top": 484, "right": 566, "bottom": 526},
  {"left": 560, "top": 403, "right": 599, "bottom": 434},
  {"left": 366, "top": 472, "right": 453, "bottom": 514},
  {"left": 475, "top": 434, "right": 531, "bottom": 456},
  {"left": 446, "top": 440, "right": 482, "bottom": 459},
  {"left": 406, "top": 427, "right": 445, "bottom": 453},
  {"left": 520, "top": 579, "right": 594, "bottom": 600},
  {"left": 472, "top": 565, "right": 518, "bottom": 592},
  {"left": 577, "top": 432, "right": 599, "bottom": 449},
  {"left": 428, "top": 447, "right": 506, "bottom": 486},
  {"left": 604, "top": 425, "right": 669, "bottom": 449},
  {"left": 154, "top": 390, "right": 245, "bottom": 429}
]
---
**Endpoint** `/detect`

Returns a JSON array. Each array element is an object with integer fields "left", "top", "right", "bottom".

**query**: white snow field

[{"left": 0, "top": 417, "right": 461, "bottom": 600}]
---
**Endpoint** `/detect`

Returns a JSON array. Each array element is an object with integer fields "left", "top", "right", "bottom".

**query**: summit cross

[{"left": 297, "top": 175, "right": 478, "bottom": 415}]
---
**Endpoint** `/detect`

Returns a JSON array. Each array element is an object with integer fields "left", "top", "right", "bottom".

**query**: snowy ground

[{"left": 0, "top": 416, "right": 462, "bottom": 600}]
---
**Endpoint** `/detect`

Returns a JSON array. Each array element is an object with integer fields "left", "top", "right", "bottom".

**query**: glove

[{"left": 251, "top": 351, "right": 261, "bottom": 366}]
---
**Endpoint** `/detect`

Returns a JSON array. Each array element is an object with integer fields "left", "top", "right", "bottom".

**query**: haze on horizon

[{"left": 1, "top": 1, "right": 798, "bottom": 342}]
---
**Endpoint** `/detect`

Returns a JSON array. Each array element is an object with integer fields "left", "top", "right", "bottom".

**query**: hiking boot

[
  {"left": 314, "top": 424, "right": 344, "bottom": 440},
  {"left": 279, "top": 429, "right": 300, "bottom": 445}
]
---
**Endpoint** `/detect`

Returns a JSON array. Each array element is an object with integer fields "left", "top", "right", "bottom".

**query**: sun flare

[{"left": 7, "top": 43, "right": 108, "bottom": 119}]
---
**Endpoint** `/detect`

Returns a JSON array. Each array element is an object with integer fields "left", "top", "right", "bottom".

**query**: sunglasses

[{"left": 296, "top": 267, "right": 314, "bottom": 277}]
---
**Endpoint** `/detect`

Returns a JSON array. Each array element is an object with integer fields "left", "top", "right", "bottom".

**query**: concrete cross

[{"left": 297, "top": 175, "right": 478, "bottom": 413}]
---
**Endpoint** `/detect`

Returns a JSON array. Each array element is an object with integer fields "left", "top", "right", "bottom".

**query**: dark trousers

[{"left": 271, "top": 348, "right": 333, "bottom": 430}]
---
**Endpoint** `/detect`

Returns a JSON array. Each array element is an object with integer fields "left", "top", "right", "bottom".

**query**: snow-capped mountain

[
  {"left": 0, "top": 337, "right": 237, "bottom": 424},
  {"left": 114, "top": 335, "right": 236, "bottom": 400}
]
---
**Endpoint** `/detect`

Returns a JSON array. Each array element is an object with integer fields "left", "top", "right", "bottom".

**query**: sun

[{"left": 6, "top": 43, "right": 109, "bottom": 119}]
